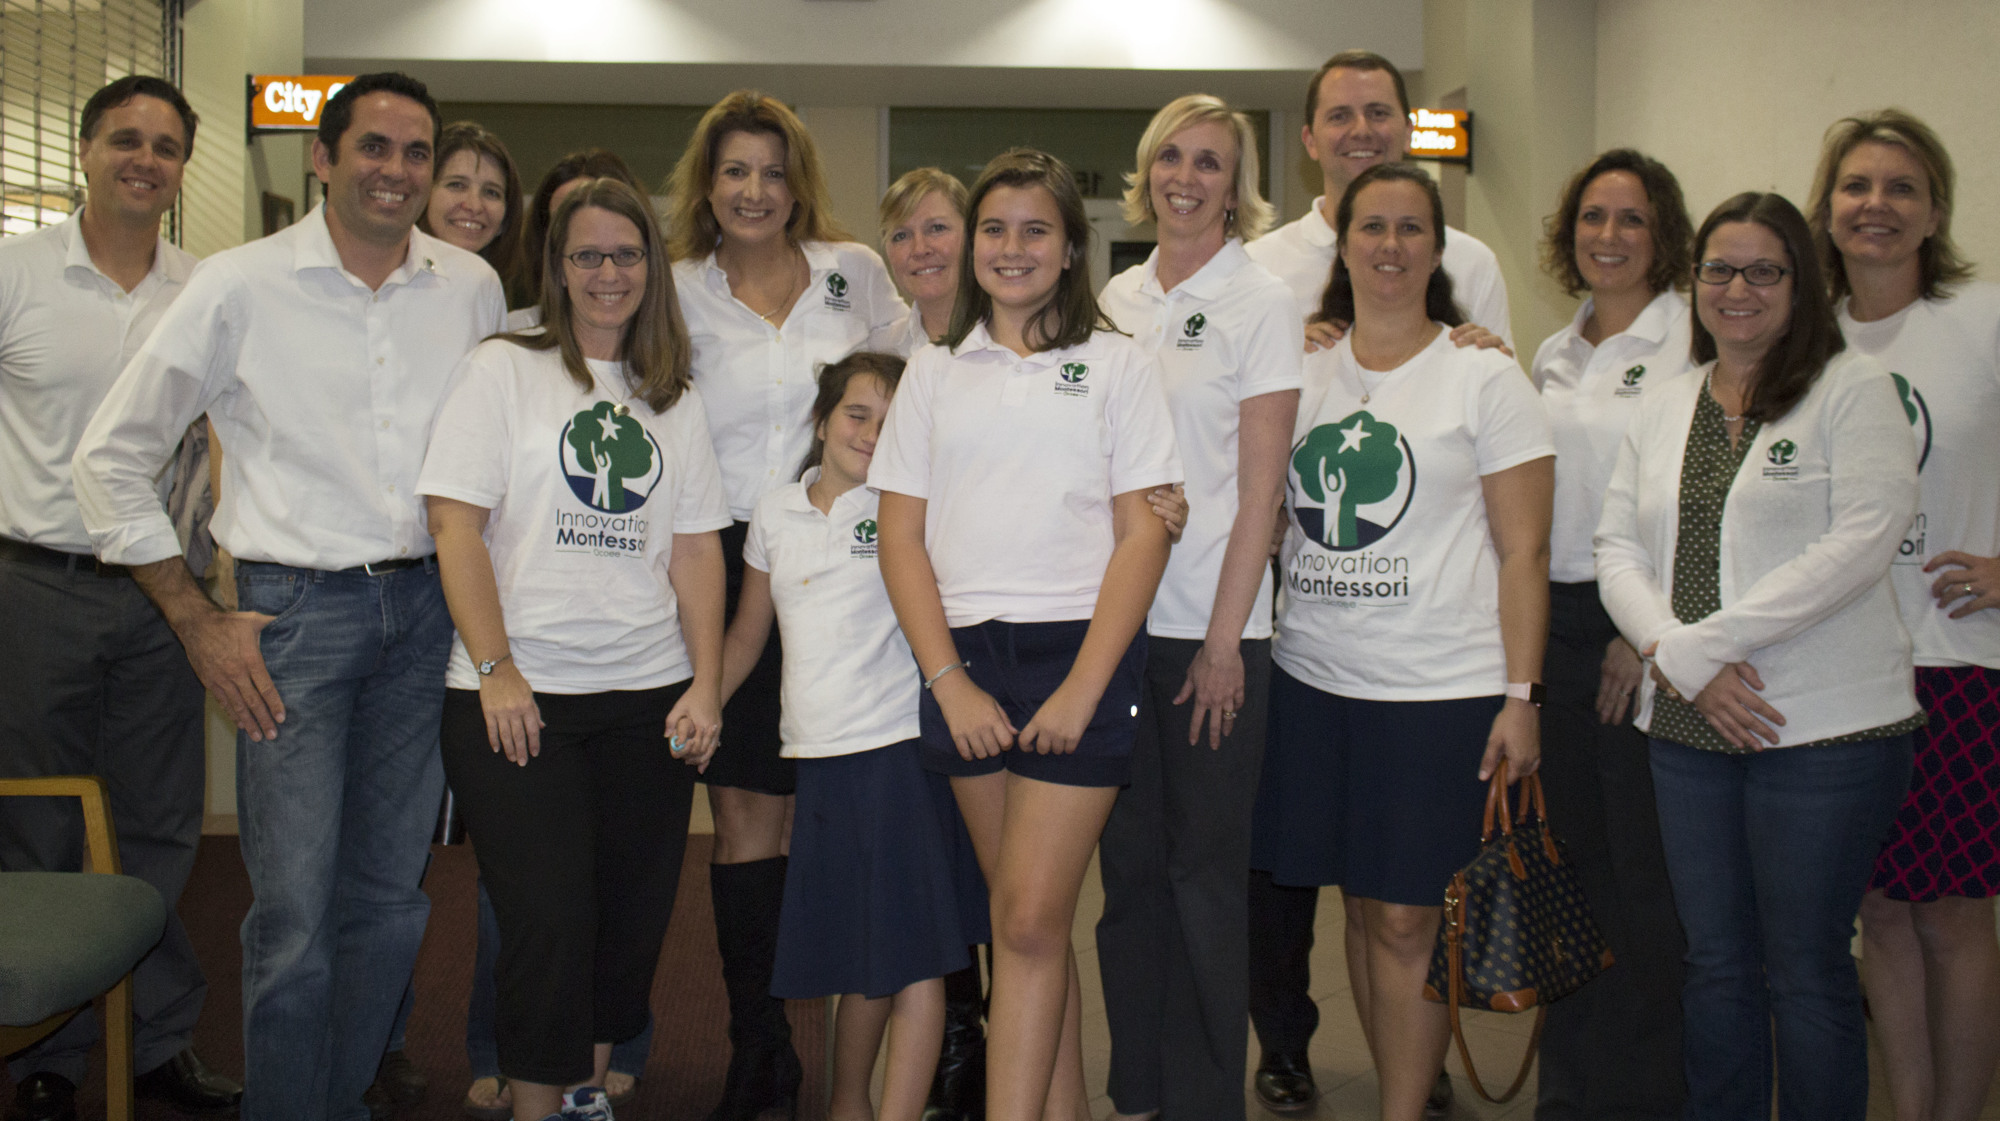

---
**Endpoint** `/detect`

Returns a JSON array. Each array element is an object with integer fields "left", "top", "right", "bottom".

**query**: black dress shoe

[
  {"left": 1253, "top": 1050, "right": 1317, "bottom": 1114},
  {"left": 374, "top": 1050, "right": 428, "bottom": 1106},
  {"left": 1425, "top": 1069, "right": 1454, "bottom": 1116},
  {"left": 6, "top": 1072, "right": 77, "bottom": 1121},
  {"left": 134, "top": 1048, "right": 243, "bottom": 1112}
]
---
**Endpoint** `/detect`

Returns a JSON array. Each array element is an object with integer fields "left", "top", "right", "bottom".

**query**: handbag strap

[
  {"left": 1480, "top": 759, "right": 1518, "bottom": 841},
  {"left": 1513, "top": 772, "right": 1563, "bottom": 865},
  {"left": 1441, "top": 872, "right": 1546, "bottom": 1104}
]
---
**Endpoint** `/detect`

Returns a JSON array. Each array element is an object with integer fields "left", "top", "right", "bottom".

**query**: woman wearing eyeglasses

[{"left": 1595, "top": 191, "right": 1920, "bottom": 1121}]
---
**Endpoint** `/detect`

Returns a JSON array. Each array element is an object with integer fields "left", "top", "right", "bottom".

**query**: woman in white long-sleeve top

[{"left": 1594, "top": 190, "right": 1921, "bottom": 1121}]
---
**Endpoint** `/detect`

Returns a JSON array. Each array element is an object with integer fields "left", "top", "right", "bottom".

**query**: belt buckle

[{"left": 362, "top": 560, "right": 386, "bottom": 576}]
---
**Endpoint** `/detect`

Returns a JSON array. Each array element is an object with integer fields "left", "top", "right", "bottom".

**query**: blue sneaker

[{"left": 562, "top": 1086, "right": 615, "bottom": 1121}]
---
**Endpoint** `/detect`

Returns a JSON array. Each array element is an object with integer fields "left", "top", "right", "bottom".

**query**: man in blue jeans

[{"left": 73, "top": 72, "right": 505, "bottom": 1121}]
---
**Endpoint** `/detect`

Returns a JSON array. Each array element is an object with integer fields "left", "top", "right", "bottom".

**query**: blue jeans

[
  {"left": 1649, "top": 734, "right": 1913, "bottom": 1121},
  {"left": 234, "top": 561, "right": 451, "bottom": 1121}
]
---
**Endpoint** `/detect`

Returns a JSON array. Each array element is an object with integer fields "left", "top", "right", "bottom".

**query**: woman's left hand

[
  {"left": 1147, "top": 483, "right": 1189, "bottom": 544},
  {"left": 1447, "top": 322, "right": 1514, "bottom": 358},
  {"left": 1174, "top": 640, "right": 1245, "bottom": 749},
  {"left": 1020, "top": 681, "right": 1099, "bottom": 755},
  {"left": 665, "top": 686, "right": 724, "bottom": 771},
  {"left": 1479, "top": 697, "right": 1540, "bottom": 781},
  {"left": 1927, "top": 550, "right": 2000, "bottom": 618}
]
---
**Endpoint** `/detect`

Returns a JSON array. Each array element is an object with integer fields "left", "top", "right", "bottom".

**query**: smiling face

[
  {"left": 973, "top": 183, "right": 1070, "bottom": 320},
  {"left": 815, "top": 373, "right": 892, "bottom": 493},
  {"left": 78, "top": 94, "right": 188, "bottom": 227},
  {"left": 1338, "top": 178, "right": 1440, "bottom": 312},
  {"left": 1303, "top": 67, "right": 1410, "bottom": 195},
  {"left": 1696, "top": 220, "right": 1794, "bottom": 364},
  {"left": 425, "top": 149, "right": 507, "bottom": 254},
  {"left": 562, "top": 206, "right": 648, "bottom": 358},
  {"left": 312, "top": 91, "right": 434, "bottom": 248},
  {"left": 707, "top": 129, "right": 794, "bottom": 249},
  {"left": 885, "top": 189, "right": 963, "bottom": 308},
  {"left": 1149, "top": 119, "right": 1239, "bottom": 246},
  {"left": 1829, "top": 140, "right": 1940, "bottom": 277},
  {"left": 1574, "top": 169, "right": 1657, "bottom": 299}
]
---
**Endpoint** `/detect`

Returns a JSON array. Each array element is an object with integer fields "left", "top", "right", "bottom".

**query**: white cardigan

[{"left": 1594, "top": 351, "right": 1920, "bottom": 748}]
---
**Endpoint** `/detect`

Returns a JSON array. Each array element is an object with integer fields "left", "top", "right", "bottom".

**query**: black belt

[
  {"left": 239, "top": 556, "right": 431, "bottom": 576},
  {"left": 1549, "top": 580, "right": 1600, "bottom": 599},
  {"left": 0, "top": 536, "right": 130, "bottom": 577}
]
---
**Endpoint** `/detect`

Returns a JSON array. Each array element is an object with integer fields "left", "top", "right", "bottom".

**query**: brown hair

[
  {"left": 665, "top": 91, "right": 849, "bottom": 261},
  {"left": 1807, "top": 108, "right": 1972, "bottom": 302},
  {"left": 878, "top": 167, "right": 968, "bottom": 246},
  {"left": 1304, "top": 49, "right": 1411, "bottom": 123},
  {"left": 1317, "top": 163, "right": 1462, "bottom": 329},
  {"left": 1690, "top": 192, "right": 1845, "bottom": 424},
  {"left": 507, "top": 178, "right": 692, "bottom": 414},
  {"left": 1540, "top": 148, "right": 1693, "bottom": 298},
  {"left": 419, "top": 121, "right": 526, "bottom": 289},
  {"left": 945, "top": 148, "right": 1116, "bottom": 354},
  {"left": 81, "top": 75, "right": 198, "bottom": 158},
  {"left": 800, "top": 351, "right": 905, "bottom": 478},
  {"left": 1120, "top": 93, "right": 1275, "bottom": 241},
  {"left": 518, "top": 149, "right": 647, "bottom": 309}
]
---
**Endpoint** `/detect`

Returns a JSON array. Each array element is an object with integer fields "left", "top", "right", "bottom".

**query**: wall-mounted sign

[
  {"left": 1407, "top": 108, "right": 1472, "bottom": 170},
  {"left": 247, "top": 75, "right": 354, "bottom": 138}
]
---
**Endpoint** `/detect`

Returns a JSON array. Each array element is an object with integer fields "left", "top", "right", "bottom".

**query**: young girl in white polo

[{"left": 872, "top": 148, "right": 1182, "bottom": 1121}]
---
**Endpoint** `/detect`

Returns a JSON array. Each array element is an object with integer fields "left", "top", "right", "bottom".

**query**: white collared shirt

[
  {"left": 878, "top": 307, "right": 935, "bottom": 359},
  {"left": 74, "top": 204, "right": 507, "bottom": 569},
  {"left": 0, "top": 210, "right": 195, "bottom": 552},
  {"left": 1247, "top": 195, "right": 1514, "bottom": 349},
  {"left": 1100, "top": 239, "right": 1303, "bottom": 640},
  {"left": 870, "top": 324, "right": 1183, "bottom": 626},
  {"left": 1532, "top": 290, "right": 1694, "bottom": 582},
  {"left": 744, "top": 471, "right": 920, "bottom": 758},
  {"left": 674, "top": 240, "right": 905, "bottom": 519}
]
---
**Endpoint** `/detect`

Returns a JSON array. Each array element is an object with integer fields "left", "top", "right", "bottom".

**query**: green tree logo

[
  {"left": 1292, "top": 410, "right": 1406, "bottom": 548},
  {"left": 853, "top": 519, "right": 878, "bottom": 544},
  {"left": 1767, "top": 439, "right": 1797, "bottom": 466},
  {"left": 826, "top": 273, "right": 848, "bottom": 299},
  {"left": 1060, "top": 363, "right": 1089, "bottom": 383},
  {"left": 1890, "top": 372, "right": 1932, "bottom": 470},
  {"left": 1623, "top": 364, "right": 1645, "bottom": 386},
  {"left": 566, "top": 402, "right": 656, "bottom": 512},
  {"left": 1183, "top": 313, "right": 1207, "bottom": 338},
  {"left": 1891, "top": 372, "right": 1919, "bottom": 425}
]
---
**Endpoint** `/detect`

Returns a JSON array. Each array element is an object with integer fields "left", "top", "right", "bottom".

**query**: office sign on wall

[
  {"left": 248, "top": 75, "right": 355, "bottom": 137},
  {"left": 1407, "top": 108, "right": 1473, "bottom": 170}
]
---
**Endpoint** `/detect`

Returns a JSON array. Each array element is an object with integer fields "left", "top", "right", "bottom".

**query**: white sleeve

[
  {"left": 1593, "top": 403, "right": 1679, "bottom": 653},
  {"left": 671, "top": 389, "right": 733, "bottom": 533},
  {"left": 1472, "top": 357, "right": 1554, "bottom": 476},
  {"left": 1448, "top": 236, "right": 1514, "bottom": 350},
  {"left": 866, "top": 350, "right": 938, "bottom": 499},
  {"left": 73, "top": 261, "right": 239, "bottom": 565},
  {"left": 742, "top": 499, "right": 772, "bottom": 573},
  {"left": 1652, "top": 362, "right": 1919, "bottom": 696},
  {"left": 1236, "top": 289, "right": 1307, "bottom": 401},
  {"left": 416, "top": 345, "right": 515, "bottom": 510},
  {"left": 856, "top": 246, "right": 908, "bottom": 342},
  {"left": 1107, "top": 349, "right": 1183, "bottom": 494}
]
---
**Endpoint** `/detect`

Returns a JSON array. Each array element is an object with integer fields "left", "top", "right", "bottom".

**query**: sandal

[
  {"left": 604, "top": 1069, "right": 639, "bottom": 1108},
  {"left": 462, "top": 1075, "right": 511, "bottom": 1121}
]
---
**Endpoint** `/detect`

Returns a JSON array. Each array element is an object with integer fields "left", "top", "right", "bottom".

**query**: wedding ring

[{"left": 1223, "top": 710, "right": 1238, "bottom": 719}]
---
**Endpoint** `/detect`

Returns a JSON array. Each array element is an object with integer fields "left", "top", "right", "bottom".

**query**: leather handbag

[{"left": 1422, "top": 761, "right": 1614, "bottom": 1103}]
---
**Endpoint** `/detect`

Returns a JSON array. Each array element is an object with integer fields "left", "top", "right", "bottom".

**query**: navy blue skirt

[
  {"left": 772, "top": 738, "right": 991, "bottom": 999},
  {"left": 1249, "top": 666, "right": 1500, "bottom": 906}
]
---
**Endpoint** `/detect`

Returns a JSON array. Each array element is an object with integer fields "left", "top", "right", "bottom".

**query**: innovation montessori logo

[
  {"left": 1060, "top": 362, "right": 1089, "bottom": 383},
  {"left": 1288, "top": 408, "right": 1416, "bottom": 550},
  {"left": 826, "top": 273, "right": 848, "bottom": 299},
  {"left": 1184, "top": 313, "right": 1206, "bottom": 338},
  {"left": 1767, "top": 439, "right": 1797, "bottom": 466},
  {"left": 853, "top": 519, "right": 877, "bottom": 545},
  {"left": 1891, "top": 372, "right": 1933, "bottom": 471},
  {"left": 1623, "top": 364, "right": 1645, "bottom": 386},
  {"left": 559, "top": 402, "right": 663, "bottom": 513}
]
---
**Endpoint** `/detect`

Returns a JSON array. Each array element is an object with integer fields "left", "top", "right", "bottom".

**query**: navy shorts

[{"left": 918, "top": 619, "right": 1145, "bottom": 788}]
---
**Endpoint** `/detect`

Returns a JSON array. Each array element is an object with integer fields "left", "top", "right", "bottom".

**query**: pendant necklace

[{"left": 745, "top": 252, "right": 806, "bottom": 326}]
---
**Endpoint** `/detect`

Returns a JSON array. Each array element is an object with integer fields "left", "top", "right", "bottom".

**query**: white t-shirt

[
  {"left": 1532, "top": 290, "right": 1694, "bottom": 583},
  {"left": 744, "top": 472, "right": 921, "bottom": 758},
  {"left": 1275, "top": 330, "right": 1552, "bottom": 700},
  {"left": 1246, "top": 195, "right": 1513, "bottom": 349},
  {"left": 1099, "top": 239, "right": 1304, "bottom": 640},
  {"left": 869, "top": 323, "right": 1184, "bottom": 626},
  {"left": 674, "top": 240, "right": 906, "bottom": 519},
  {"left": 417, "top": 340, "right": 733, "bottom": 693},
  {"left": 1840, "top": 283, "right": 2000, "bottom": 670}
]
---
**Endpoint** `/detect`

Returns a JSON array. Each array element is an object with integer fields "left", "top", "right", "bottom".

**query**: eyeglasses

[
  {"left": 565, "top": 247, "right": 647, "bottom": 270},
  {"left": 1694, "top": 261, "right": 1789, "bottom": 286}
]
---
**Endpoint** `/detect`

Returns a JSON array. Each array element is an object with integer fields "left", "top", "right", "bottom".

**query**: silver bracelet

[{"left": 923, "top": 660, "right": 969, "bottom": 691}]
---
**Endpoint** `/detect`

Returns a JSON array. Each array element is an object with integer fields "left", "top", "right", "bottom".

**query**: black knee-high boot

[
  {"left": 923, "top": 955, "right": 987, "bottom": 1121},
  {"left": 707, "top": 856, "right": 801, "bottom": 1121}
]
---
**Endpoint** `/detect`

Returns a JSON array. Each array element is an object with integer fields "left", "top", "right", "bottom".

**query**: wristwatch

[
  {"left": 478, "top": 653, "right": 512, "bottom": 676},
  {"left": 1504, "top": 682, "right": 1545, "bottom": 706}
]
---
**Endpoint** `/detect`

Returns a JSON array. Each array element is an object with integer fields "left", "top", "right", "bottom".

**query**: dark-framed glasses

[
  {"left": 1695, "top": 260, "right": 1789, "bottom": 286},
  {"left": 565, "top": 247, "right": 647, "bottom": 270}
]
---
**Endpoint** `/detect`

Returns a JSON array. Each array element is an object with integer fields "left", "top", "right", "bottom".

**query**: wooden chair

[{"left": 0, "top": 776, "right": 168, "bottom": 1121}]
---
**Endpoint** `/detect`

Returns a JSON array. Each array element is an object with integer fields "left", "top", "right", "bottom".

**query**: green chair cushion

[{"left": 0, "top": 872, "right": 166, "bottom": 1025}]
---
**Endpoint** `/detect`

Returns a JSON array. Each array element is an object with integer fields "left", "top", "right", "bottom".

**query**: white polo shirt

[
  {"left": 0, "top": 210, "right": 195, "bottom": 552},
  {"left": 1840, "top": 283, "right": 2000, "bottom": 671},
  {"left": 1247, "top": 195, "right": 1513, "bottom": 349},
  {"left": 1099, "top": 239, "right": 1303, "bottom": 640},
  {"left": 674, "top": 240, "right": 905, "bottom": 519},
  {"left": 744, "top": 472, "right": 921, "bottom": 757},
  {"left": 417, "top": 340, "right": 732, "bottom": 693},
  {"left": 1533, "top": 290, "right": 1694, "bottom": 583},
  {"left": 878, "top": 308, "right": 933, "bottom": 359},
  {"left": 74, "top": 205, "right": 507, "bottom": 569},
  {"left": 869, "top": 323, "right": 1183, "bottom": 626},
  {"left": 1275, "top": 330, "right": 1552, "bottom": 700}
]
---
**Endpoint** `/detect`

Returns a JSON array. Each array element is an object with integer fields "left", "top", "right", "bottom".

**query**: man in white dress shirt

[
  {"left": 72, "top": 73, "right": 505, "bottom": 1121},
  {"left": 1248, "top": 49, "right": 1514, "bottom": 348},
  {"left": 0, "top": 75, "right": 243, "bottom": 1121}
]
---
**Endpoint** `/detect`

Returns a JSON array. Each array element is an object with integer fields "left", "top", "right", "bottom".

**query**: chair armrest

[{"left": 0, "top": 777, "right": 120, "bottom": 874}]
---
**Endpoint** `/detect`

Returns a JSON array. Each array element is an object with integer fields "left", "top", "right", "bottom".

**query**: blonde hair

[
  {"left": 1807, "top": 108, "right": 1972, "bottom": 301},
  {"left": 664, "top": 90, "right": 849, "bottom": 260},
  {"left": 878, "top": 167, "right": 968, "bottom": 245},
  {"left": 1120, "top": 94, "right": 1274, "bottom": 240}
]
